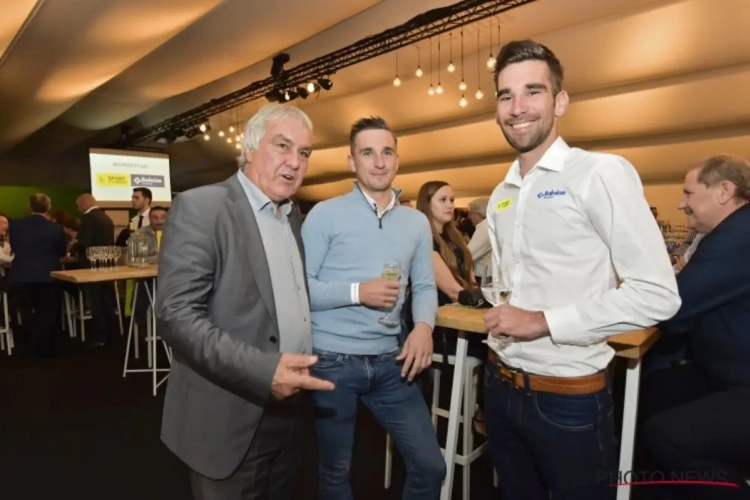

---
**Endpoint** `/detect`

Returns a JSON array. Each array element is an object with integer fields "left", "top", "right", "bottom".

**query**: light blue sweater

[{"left": 301, "top": 186, "right": 437, "bottom": 355}]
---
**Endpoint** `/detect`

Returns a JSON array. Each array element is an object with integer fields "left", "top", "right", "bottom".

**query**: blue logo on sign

[{"left": 537, "top": 189, "right": 566, "bottom": 200}]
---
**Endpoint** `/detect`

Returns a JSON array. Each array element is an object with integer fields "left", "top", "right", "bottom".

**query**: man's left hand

[
  {"left": 396, "top": 323, "right": 433, "bottom": 381},
  {"left": 484, "top": 304, "right": 549, "bottom": 341}
]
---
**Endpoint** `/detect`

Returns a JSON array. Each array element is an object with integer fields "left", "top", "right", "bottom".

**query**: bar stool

[
  {"left": 384, "top": 353, "right": 489, "bottom": 500},
  {"left": 0, "top": 291, "right": 14, "bottom": 355}
]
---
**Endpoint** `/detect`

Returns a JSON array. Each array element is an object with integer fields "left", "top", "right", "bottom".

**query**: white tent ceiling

[{"left": 1, "top": 0, "right": 749, "bottom": 202}]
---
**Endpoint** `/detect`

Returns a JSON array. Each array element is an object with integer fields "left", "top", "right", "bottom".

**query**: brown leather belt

[{"left": 487, "top": 349, "right": 606, "bottom": 395}]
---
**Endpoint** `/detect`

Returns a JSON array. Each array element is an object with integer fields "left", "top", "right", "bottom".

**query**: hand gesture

[
  {"left": 271, "top": 354, "right": 335, "bottom": 400},
  {"left": 484, "top": 304, "right": 548, "bottom": 341},
  {"left": 396, "top": 323, "right": 433, "bottom": 381},
  {"left": 359, "top": 278, "right": 400, "bottom": 309}
]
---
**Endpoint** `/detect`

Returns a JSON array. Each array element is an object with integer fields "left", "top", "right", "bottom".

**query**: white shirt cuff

[
  {"left": 544, "top": 305, "right": 590, "bottom": 347},
  {"left": 350, "top": 283, "right": 360, "bottom": 305}
]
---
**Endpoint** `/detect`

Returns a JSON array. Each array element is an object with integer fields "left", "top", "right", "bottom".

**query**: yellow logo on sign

[
  {"left": 495, "top": 197, "right": 513, "bottom": 211},
  {"left": 96, "top": 173, "right": 130, "bottom": 187}
]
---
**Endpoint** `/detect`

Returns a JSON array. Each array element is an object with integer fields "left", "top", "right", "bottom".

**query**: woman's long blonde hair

[{"left": 416, "top": 181, "right": 474, "bottom": 287}]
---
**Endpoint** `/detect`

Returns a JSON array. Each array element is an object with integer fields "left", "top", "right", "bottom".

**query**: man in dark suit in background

[
  {"left": 8, "top": 194, "right": 67, "bottom": 357},
  {"left": 156, "top": 104, "right": 334, "bottom": 500},
  {"left": 74, "top": 193, "right": 118, "bottom": 348},
  {"left": 640, "top": 155, "right": 750, "bottom": 498}
]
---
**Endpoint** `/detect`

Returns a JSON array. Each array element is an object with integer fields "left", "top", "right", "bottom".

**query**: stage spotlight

[
  {"left": 317, "top": 77, "right": 333, "bottom": 90},
  {"left": 296, "top": 87, "right": 310, "bottom": 99},
  {"left": 265, "top": 89, "right": 283, "bottom": 102}
]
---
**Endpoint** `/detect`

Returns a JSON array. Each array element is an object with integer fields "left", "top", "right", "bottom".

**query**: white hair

[
  {"left": 468, "top": 197, "right": 490, "bottom": 215},
  {"left": 237, "top": 104, "right": 313, "bottom": 169}
]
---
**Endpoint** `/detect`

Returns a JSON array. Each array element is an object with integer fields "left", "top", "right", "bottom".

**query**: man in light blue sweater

[{"left": 302, "top": 117, "right": 446, "bottom": 500}]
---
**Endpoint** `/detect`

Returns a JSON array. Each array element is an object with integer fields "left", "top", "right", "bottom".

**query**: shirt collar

[
  {"left": 352, "top": 181, "right": 401, "bottom": 216},
  {"left": 237, "top": 171, "right": 293, "bottom": 216},
  {"left": 84, "top": 206, "right": 99, "bottom": 214},
  {"left": 503, "top": 136, "right": 571, "bottom": 188}
]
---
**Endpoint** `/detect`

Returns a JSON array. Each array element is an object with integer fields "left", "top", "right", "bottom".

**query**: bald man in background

[{"left": 75, "top": 194, "right": 118, "bottom": 348}]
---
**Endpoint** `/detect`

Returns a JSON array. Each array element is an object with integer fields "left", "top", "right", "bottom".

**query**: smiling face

[
  {"left": 243, "top": 117, "right": 312, "bottom": 204},
  {"left": 430, "top": 185, "right": 456, "bottom": 227},
  {"left": 495, "top": 60, "right": 568, "bottom": 155},
  {"left": 149, "top": 209, "right": 167, "bottom": 231},
  {"left": 348, "top": 129, "right": 398, "bottom": 195}
]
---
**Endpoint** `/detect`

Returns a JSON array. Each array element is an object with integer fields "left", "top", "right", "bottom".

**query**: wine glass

[
  {"left": 481, "top": 261, "right": 514, "bottom": 349},
  {"left": 378, "top": 260, "right": 402, "bottom": 327}
]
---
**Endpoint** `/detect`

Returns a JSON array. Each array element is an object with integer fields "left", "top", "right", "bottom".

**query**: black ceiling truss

[{"left": 128, "top": 0, "right": 536, "bottom": 145}]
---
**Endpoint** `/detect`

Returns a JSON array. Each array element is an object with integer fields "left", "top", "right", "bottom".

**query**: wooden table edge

[{"left": 435, "top": 305, "right": 660, "bottom": 360}]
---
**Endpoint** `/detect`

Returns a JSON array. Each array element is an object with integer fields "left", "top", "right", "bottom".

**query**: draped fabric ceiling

[{"left": 1, "top": 0, "right": 749, "bottom": 202}]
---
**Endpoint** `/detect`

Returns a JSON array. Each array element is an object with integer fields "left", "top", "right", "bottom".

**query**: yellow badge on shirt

[{"left": 495, "top": 198, "right": 513, "bottom": 211}]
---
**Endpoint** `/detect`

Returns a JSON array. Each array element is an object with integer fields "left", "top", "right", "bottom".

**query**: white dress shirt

[
  {"left": 0, "top": 239, "right": 12, "bottom": 276},
  {"left": 131, "top": 208, "right": 150, "bottom": 229},
  {"left": 468, "top": 218, "right": 493, "bottom": 279},
  {"left": 487, "top": 137, "right": 681, "bottom": 377}
]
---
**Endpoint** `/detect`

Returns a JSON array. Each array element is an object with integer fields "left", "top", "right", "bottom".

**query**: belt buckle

[{"left": 497, "top": 364, "right": 520, "bottom": 388}]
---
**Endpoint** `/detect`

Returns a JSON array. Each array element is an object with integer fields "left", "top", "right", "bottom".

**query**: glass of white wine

[
  {"left": 378, "top": 260, "right": 402, "bottom": 327},
  {"left": 481, "top": 263, "right": 514, "bottom": 349}
]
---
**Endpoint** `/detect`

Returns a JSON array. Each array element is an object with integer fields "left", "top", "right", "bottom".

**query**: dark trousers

[
  {"left": 639, "top": 363, "right": 750, "bottom": 499},
  {"left": 22, "top": 282, "right": 63, "bottom": 357},
  {"left": 189, "top": 399, "right": 304, "bottom": 500},
  {"left": 483, "top": 361, "right": 618, "bottom": 499},
  {"left": 84, "top": 283, "right": 118, "bottom": 345}
]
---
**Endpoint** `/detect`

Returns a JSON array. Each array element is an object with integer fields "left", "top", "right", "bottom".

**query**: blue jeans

[
  {"left": 483, "top": 361, "right": 618, "bottom": 500},
  {"left": 310, "top": 347, "right": 446, "bottom": 500}
]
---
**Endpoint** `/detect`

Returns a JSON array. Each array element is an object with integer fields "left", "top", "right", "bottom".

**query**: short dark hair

[
  {"left": 150, "top": 205, "right": 168, "bottom": 213},
  {"left": 133, "top": 187, "right": 153, "bottom": 201},
  {"left": 29, "top": 193, "right": 51, "bottom": 214},
  {"left": 695, "top": 155, "right": 750, "bottom": 203},
  {"left": 349, "top": 116, "right": 397, "bottom": 155},
  {"left": 493, "top": 40, "right": 564, "bottom": 96}
]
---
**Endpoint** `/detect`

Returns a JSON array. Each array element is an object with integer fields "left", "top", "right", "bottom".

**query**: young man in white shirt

[{"left": 482, "top": 40, "right": 681, "bottom": 499}]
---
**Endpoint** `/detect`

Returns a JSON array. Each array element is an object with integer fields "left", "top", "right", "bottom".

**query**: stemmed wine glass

[
  {"left": 480, "top": 261, "right": 514, "bottom": 349},
  {"left": 378, "top": 260, "right": 402, "bottom": 327}
]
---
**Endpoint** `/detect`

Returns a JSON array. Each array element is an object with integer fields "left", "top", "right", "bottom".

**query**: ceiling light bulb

[
  {"left": 284, "top": 91, "right": 290, "bottom": 100},
  {"left": 307, "top": 82, "right": 315, "bottom": 93},
  {"left": 436, "top": 84, "right": 444, "bottom": 94},
  {"left": 459, "top": 95, "right": 467, "bottom": 107},
  {"left": 229, "top": 125, "right": 235, "bottom": 133},
  {"left": 459, "top": 80, "right": 467, "bottom": 91},
  {"left": 235, "top": 142, "right": 241, "bottom": 150},
  {"left": 203, "top": 133, "right": 210, "bottom": 141},
  {"left": 486, "top": 55, "right": 496, "bottom": 70},
  {"left": 415, "top": 67, "right": 423, "bottom": 77},
  {"left": 475, "top": 89, "right": 484, "bottom": 100},
  {"left": 226, "top": 137, "right": 232, "bottom": 144},
  {"left": 393, "top": 76, "right": 401, "bottom": 87},
  {"left": 235, "top": 135, "right": 241, "bottom": 142},
  {"left": 218, "top": 130, "right": 225, "bottom": 137},
  {"left": 428, "top": 85, "right": 435, "bottom": 96},
  {"left": 447, "top": 62, "right": 455, "bottom": 73},
  {"left": 199, "top": 123, "right": 207, "bottom": 133}
]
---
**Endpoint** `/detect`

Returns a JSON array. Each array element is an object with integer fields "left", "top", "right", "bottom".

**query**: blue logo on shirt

[{"left": 537, "top": 189, "right": 566, "bottom": 199}]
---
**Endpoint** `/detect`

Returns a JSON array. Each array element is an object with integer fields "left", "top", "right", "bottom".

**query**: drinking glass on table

[
  {"left": 378, "top": 260, "right": 402, "bottom": 327},
  {"left": 480, "top": 262, "right": 514, "bottom": 349}
]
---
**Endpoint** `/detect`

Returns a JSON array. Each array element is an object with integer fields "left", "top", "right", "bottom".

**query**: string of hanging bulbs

[{"left": 392, "top": 19, "right": 500, "bottom": 108}]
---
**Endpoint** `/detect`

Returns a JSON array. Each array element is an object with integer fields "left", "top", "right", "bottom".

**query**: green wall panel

[{"left": 0, "top": 186, "right": 87, "bottom": 219}]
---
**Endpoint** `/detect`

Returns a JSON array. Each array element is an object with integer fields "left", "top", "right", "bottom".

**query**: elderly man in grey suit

[{"left": 156, "top": 104, "right": 334, "bottom": 500}]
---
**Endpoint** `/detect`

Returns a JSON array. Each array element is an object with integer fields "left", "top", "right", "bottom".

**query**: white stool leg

[
  {"left": 77, "top": 289, "right": 86, "bottom": 342},
  {"left": 122, "top": 282, "right": 139, "bottom": 377},
  {"left": 113, "top": 282, "right": 124, "bottom": 336},
  {"left": 431, "top": 368, "right": 441, "bottom": 429},
  {"left": 462, "top": 367, "right": 476, "bottom": 500},
  {"left": 1, "top": 293, "right": 9, "bottom": 354}
]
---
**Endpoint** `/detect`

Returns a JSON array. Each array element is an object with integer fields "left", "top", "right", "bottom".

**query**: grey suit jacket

[{"left": 155, "top": 174, "right": 306, "bottom": 479}]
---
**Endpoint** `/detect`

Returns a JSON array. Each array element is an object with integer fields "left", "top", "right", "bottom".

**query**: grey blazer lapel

[{"left": 224, "top": 176, "right": 278, "bottom": 327}]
